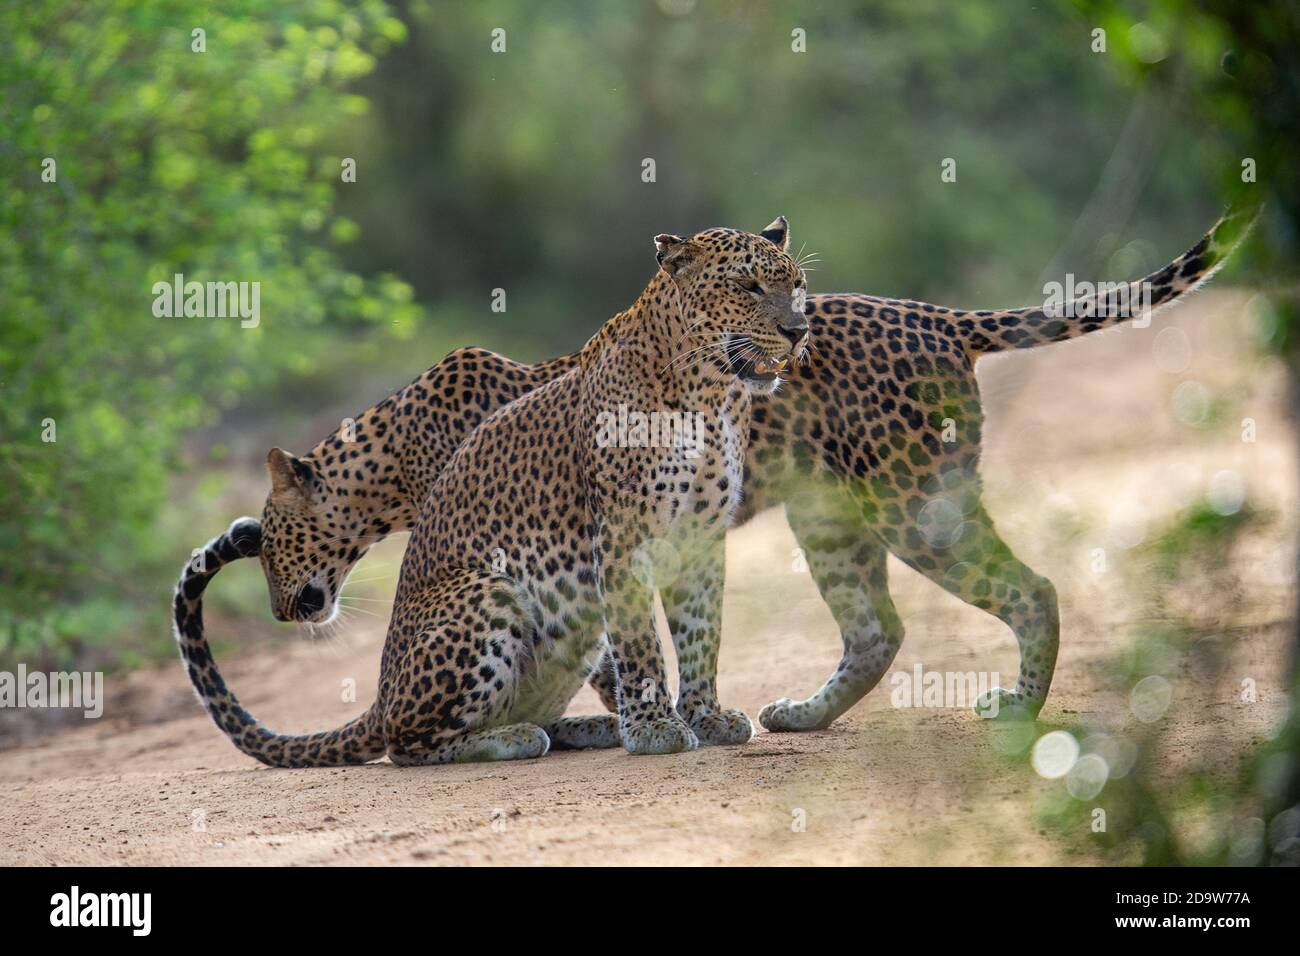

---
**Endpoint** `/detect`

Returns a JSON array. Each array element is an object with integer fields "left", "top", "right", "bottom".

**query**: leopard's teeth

[{"left": 753, "top": 355, "right": 789, "bottom": 375}]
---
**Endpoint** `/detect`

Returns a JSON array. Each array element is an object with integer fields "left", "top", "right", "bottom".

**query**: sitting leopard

[
  {"left": 240, "top": 209, "right": 1252, "bottom": 735},
  {"left": 175, "top": 219, "right": 809, "bottom": 765}
]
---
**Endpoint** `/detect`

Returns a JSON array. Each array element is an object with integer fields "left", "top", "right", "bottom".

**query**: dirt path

[{"left": 2, "top": 292, "right": 1293, "bottom": 865}]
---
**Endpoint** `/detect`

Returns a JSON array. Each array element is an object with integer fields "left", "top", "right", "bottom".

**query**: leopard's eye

[{"left": 730, "top": 276, "right": 763, "bottom": 296}]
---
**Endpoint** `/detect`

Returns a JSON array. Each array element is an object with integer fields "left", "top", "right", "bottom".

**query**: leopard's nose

[
  {"left": 297, "top": 583, "right": 326, "bottom": 618},
  {"left": 778, "top": 323, "right": 809, "bottom": 350}
]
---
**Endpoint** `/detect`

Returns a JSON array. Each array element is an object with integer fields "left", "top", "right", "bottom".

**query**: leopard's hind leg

[
  {"left": 383, "top": 569, "right": 551, "bottom": 765},
  {"left": 867, "top": 485, "right": 1059, "bottom": 719}
]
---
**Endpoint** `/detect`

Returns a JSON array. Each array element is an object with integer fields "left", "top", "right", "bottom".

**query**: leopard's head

[
  {"left": 258, "top": 448, "right": 378, "bottom": 624},
  {"left": 655, "top": 216, "right": 809, "bottom": 394}
]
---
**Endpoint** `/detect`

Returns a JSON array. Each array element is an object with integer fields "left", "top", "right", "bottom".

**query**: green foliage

[
  {"left": 1, "top": 0, "right": 1227, "bottom": 673},
  {"left": 341, "top": 0, "right": 1228, "bottom": 333},
  {"left": 0, "top": 0, "right": 420, "bottom": 667},
  {"left": 0, "top": 0, "right": 1291, "bottom": 712},
  {"left": 1145, "top": 500, "right": 1256, "bottom": 581},
  {"left": 1067, "top": 0, "right": 1300, "bottom": 865},
  {"left": 1010, "top": 498, "right": 1274, "bottom": 865}
]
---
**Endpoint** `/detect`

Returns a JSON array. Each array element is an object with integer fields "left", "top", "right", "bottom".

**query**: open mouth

[
  {"left": 726, "top": 342, "right": 791, "bottom": 382},
  {"left": 722, "top": 335, "right": 790, "bottom": 382}
]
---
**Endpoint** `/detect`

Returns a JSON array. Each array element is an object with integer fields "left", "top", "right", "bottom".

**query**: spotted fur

[
  {"left": 179, "top": 221, "right": 808, "bottom": 765},
  {"left": 244, "top": 209, "right": 1251, "bottom": 743},
  {"left": 749, "top": 206, "right": 1255, "bottom": 728}
]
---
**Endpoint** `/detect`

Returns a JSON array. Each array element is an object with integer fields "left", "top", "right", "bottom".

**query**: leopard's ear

[
  {"left": 654, "top": 233, "right": 703, "bottom": 278},
  {"left": 267, "top": 447, "right": 312, "bottom": 498},
  {"left": 759, "top": 216, "right": 790, "bottom": 251}
]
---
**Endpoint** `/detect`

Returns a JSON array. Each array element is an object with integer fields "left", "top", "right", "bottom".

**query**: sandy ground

[{"left": 1, "top": 291, "right": 1294, "bottom": 866}]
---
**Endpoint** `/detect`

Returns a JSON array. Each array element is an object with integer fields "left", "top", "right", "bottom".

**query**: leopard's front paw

[
  {"left": 621, "top": 715, "right": 699, "bottom": 756},
  {"left": 973, "top": 687, "right": 1043, "bottom": 721},
  {"left": 758, "top": 697, "right": 832, "bottom": 732},
  {"left": 684, "top": 707, "right": 754, "bottom": 746}
]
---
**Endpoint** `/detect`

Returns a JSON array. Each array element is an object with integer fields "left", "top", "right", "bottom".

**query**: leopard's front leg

[
  {"left": 660, "top": 530, "right": 753, "bottom": 746},
  {"left": 596, "top": 531, "right": 698, "bottom": 756}
]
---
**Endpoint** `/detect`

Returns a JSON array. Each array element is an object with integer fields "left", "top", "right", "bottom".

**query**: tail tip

[{"left": 227, "top": 517, "right": 263, "bottom": 557}]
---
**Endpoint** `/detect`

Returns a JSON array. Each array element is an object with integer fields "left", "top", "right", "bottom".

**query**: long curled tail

[
  {"left": 951, "top": 206, "right": 1259, "bottom": 359},
  {"left": 172, "top": 517, "right": 387, "bottom": 767}
]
